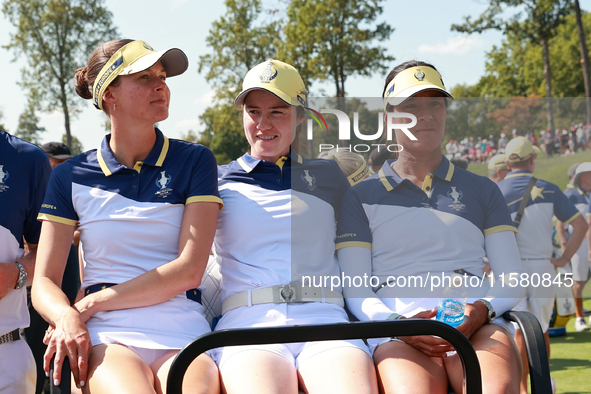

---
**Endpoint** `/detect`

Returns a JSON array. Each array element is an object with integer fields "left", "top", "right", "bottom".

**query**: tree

[
  {"left": 280, "top": 0, "right": 394, "bottom": 98},
  {"left": 62, "top": 133, "right": 83, "bottom": 155},
  {"left": 15, "top": 93, "right": 45, "bottom": 144},
  {"left": 3, "top": 0, "right": 118, "bottom": 148},
  {"left": 197, "top": 0, "right": 281, "bottom": 163},
  {"left": 452, "top": 0, "right": 573, "bottom": 133},
  {"left": 574, "top": 0, "right": 591, "bottom": 125},
  {"left": 180, "top": 129, "right": 199, "bottom": 144},
  {"left": 0, "top": 110, "right": 7, "bottom": 132}
]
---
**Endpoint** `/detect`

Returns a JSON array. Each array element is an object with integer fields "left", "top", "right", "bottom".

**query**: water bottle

[{"left": 436, "top": 274, "right": 467, "bottom": 327}]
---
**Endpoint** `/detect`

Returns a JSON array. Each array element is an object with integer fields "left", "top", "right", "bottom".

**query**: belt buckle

[{"left": 273, "top": 284, "right": 302, "bottom": 303}]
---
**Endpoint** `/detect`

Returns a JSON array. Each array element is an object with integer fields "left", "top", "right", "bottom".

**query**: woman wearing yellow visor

[
  {"left": 336, "top": 61, "right": 524, "bottom": 393},
  {"left": 33, "top": 39, "right": 221, "bottom": 393}
]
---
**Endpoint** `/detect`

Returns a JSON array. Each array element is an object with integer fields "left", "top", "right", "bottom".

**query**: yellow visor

[
  {"left": 383, "top": 66, "right": 453, "bottom": 109},
  {"left": 347, "top": 159, "right": 370, "bottom": 186},
  {"left": 92, "top": 40, "right": 188, "bottom": 110}
]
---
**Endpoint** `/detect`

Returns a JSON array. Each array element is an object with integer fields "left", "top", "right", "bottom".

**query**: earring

[{"left": 113, "top": 104, "right": 117, "bottom": 111}]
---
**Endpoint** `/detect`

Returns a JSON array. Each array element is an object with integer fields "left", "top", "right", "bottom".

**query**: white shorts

[
  {"left": 571, "top": 253, "right": 591, "bottom": 282},
  {"left": 209, "top": 302, "right": 370, "bottom": 368},
  {"left": 0, "top": 338, "right": 36, "bottom": 394},
  {"left": 96, "top": 339, "right": 173, "bottom": 365},
  {"left": 512, "top": 261, "right": 556, "bottom": 332}
]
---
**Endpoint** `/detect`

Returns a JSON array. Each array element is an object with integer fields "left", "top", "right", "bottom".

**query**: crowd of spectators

[{"left": 445, "top": 124, "right": 591, "bottom": 165}]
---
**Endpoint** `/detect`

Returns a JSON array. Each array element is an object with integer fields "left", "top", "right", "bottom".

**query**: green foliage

[
  {"left": 197, "top": 0, "right": 280, "bottom": 163},
  {"left": 462, "top": 13, "right": 591, "bottom": 99},
  {"left": 199, "top": 104, "right": 246, "bottom": 164},
  {"left": 179, "top": 129, "right": 199, "bottom": 144},
  {"left": 2, "top": 0, "right": 118, "bottom": 148},
  {"left": 0, "top": 109, "right": 7, "bottom": 132},
  {"left": 280, "top": 0, "right": 394, "bottom": 97},
  {"left": 15, "top": 93, "right": 45, "bottom": 144},
  {"left": 62, "top": 133, "right": 83, "bottom": 155}
]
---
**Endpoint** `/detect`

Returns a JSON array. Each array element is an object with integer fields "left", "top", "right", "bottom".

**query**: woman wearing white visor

[
  {"left": 336, "top": 60, "right": 524, "bottom": 394},
  {"left": 210, "top": 59, "right": 378, "bottom": 394},
  {"left": 33, "top": 40, "right": 221, "bottom": 394}
]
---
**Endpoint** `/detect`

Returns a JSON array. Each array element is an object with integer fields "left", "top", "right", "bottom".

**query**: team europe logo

[
  {"left": 447, "top": 186, "right": 466, "bottom": 212},
  {"left": 155, "top": 170, "right": 172, "bottom": 198},
  {"left": 301, "top": 170, "right": 317, "bottom": 190},
  {"left": 0, "top": 165, "right": 9, "bottom": 193}
]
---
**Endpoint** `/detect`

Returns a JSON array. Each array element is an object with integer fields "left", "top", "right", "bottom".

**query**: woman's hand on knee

[
  {"left": 43, "top": 308, "right": 91, "bottom": 389},
  {"left": 454, "top": 303, "right": 488, "bottom": 340},
  {"left": 398, "top": 334, "right": 454, "bottom": 358}
]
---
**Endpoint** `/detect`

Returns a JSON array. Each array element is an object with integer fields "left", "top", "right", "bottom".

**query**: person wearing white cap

[
  {"left": 556, "top": 162, "right": 591, "bottom": 331},
  {"left": 337, "top": 60, "right": 524, "bottom": 394},
  {"left": 32, "top": 40, "right": 222, "bottom": 393},
  {"left": 498, "top": 136, "right": 588, "bottom": 394},
  {"left": 488, "top": 153, "right": 510, "bottom": 184},
  {"left": 210, "top": 59, "right": 377, "bottom": 394}
]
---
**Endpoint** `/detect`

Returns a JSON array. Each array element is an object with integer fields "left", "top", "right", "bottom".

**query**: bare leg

[
  {"left": 514, "top": 329, "right": 529, "bottom": 394},
  {"left": 219, "top": 350, "right": 298, "bottom": 394},
  {"left": 373, "top": 340, "right": 448, "bottom": 394},
  {"left": 84, "top": 344, "right": 155, "bottom": 394},
  {"left": 151, "top": 350, "right": 220, "bottom": 394},
  {"left": 573, "top": 281, "right": 585, "bottom": 318},
  {"left": 445, "top": 324, "right": 521, "bottom": 394},
  {"left": 298, "top": 346, "right": 378, "bottom": 394}
]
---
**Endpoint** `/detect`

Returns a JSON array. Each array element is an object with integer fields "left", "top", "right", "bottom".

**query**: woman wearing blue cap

[
  {"left": 32, "top": 39, "right": 221, "bottom": 393},
  {"left": 210, "top": 59, "right": 377, "bottom": 394},
  {"left": 336, "top": 60, "right": 524, "bottom": 394}
]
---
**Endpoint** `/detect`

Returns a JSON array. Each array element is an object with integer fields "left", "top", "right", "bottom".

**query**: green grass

[
  {"left": 550, "top": 295, "right": 591, "bottom": 394},
  {"left": 469, "top": 150, "right": 591, "bottom": 393}
]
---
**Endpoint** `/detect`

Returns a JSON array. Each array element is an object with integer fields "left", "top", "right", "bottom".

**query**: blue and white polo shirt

[
  {"left": 0, "top": 131, "right": 51, "bottom": 336},
  {"left": 336, "top": 156, "right": 516, "bottom": 303},
  {"left": 498, "top": 170, "right": 580, "bottom": 260},
  {"left": 565, "top": 186, "right": 590, "bottom": 263},
  {"left": 38, "top": 129, "right": 221, "bottom": 348},
  {"left": 214, "top": 151, "right": 350, "bottom": 301}
]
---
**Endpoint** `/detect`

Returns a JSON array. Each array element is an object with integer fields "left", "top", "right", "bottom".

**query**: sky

[{"left": 1, "top": 0, "right": 590, "bottom": 151}]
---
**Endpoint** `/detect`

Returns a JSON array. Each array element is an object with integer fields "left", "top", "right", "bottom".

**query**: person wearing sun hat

[
  {"left": 337, "top": 60, "right": 524, "bottom": 393},
  {"left": 555, "top": 162, "right": 591, "bottom": 332},
  {"left": 498, "top": 136, "right": 588, "bottom": 393},
  {"left": 32, "top": 39, "right": 221, "bottom": 393},
  {"left": 210, "top": 59, "right": 378, "bottom": 394},
  {"left": 488, "top": 153, "right": 510, "bottom": 183}
]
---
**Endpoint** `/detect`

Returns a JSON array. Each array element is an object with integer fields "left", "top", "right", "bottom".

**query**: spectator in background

[
  {"left": 445, "top": 139, "right": 458, "bottom": 158},
  {"left": 498, "top": 133, "right": 509, "bottom": 152},
  {"left": 556, "top": 163, "right": 591, "bottom": 332},
  {"left": 498, "top": 137, "right": 588, "bottom": 394},
  {"left": 488, "top": 154, "right": 510, "bottom": 184},
  {"left": 318, "top": 149, "right": 370, "bottom": 186},
  {"left": 23, "top": 142, "right": 80, "bottom": 394},
  {"left": 0, "top": 130, "right": 51, "bottom": 394}
]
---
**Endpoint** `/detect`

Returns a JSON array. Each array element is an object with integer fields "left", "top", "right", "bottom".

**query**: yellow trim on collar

[
  {"left": 237, "top": 157, "right": 253, "bottom": 173},
  {"left": 378, "top": 168, "right": 394, "bottom": 192},
  {"left": 505, "top": 172, "right": 533, "bottom": 179},
  {"left": 445, "top": 162, "right": 455, "bottom": 181},
  {"left": 97, "top": 147, "right": 112, "bottom": 177},
  {"left": 155, "top": 135, "right": 169, "bottom": 167}
]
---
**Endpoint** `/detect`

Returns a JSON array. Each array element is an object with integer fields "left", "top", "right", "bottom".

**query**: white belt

[
  {"left": 222, "top": 284, "right": 344, "bottom": 315},
  {"left": 521, "top": 258, "right": 551, "bottom": 261}
]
